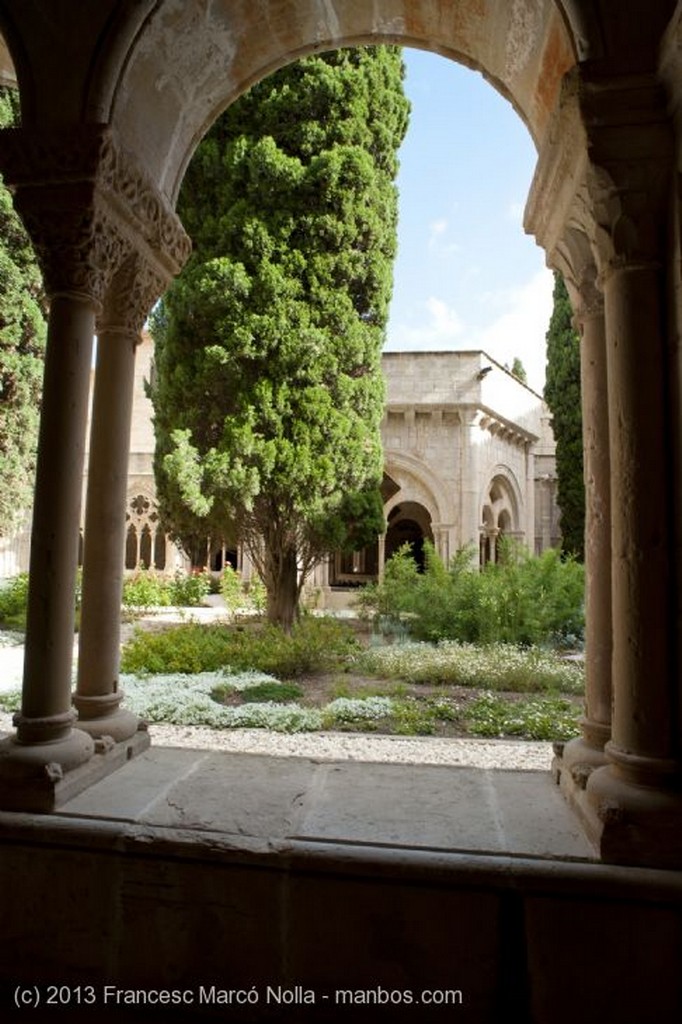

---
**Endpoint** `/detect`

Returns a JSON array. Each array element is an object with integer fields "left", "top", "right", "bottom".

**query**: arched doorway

[{"left": 385, "top": 501, "right": 434, "bottom": 572}]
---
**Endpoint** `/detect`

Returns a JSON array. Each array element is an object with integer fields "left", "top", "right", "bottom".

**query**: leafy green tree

[
  {"left": 511, "top": 356, "right": 527, "bottom": 383},
  {"left": 150, "top": 47, "right": 409, "bottom": 628},
  {"left": 544, "top": 272, "right": 584, "bottom": 559},
  {"left": 0, "top": 87, "right": 46, "bottom": 536}
]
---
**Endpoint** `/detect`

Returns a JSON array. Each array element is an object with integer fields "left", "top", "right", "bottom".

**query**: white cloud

[
  {"left": 469, "top": 268, "right": 554, "bottom": 391},
  {"left": 386, "top": 268, "right": 554, "bottom": 392},
  {"left": 506, "top": 200, "right": 525, "bottom": 224},
  {"left": 427, "top": 217, "right": 460, "bottom": 255},
  {"left": 429, "top": 218, "right": 448, "bottom": 239},
  {"left": 388, "top": 295, "right": 465, "bottom": 349}
]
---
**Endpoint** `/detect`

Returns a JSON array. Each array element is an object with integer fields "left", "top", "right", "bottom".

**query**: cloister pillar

[
  {"left": 74, "top": 255, "right": 168, "bottom": 741},
  {"left": 577, "top": 75, "right": 682, "bottom": 866},
  {"left": 577, "top": 293, "right": 611, "bottom": 757},
  {"left": 0, "top": 125, "right": 190, "bottom": 810},
  {"left": 554, "top": 271, "right": 612, "bottom": 786},
  {"left": 0, "top": 126, "right": 128, "bottom": 807}
]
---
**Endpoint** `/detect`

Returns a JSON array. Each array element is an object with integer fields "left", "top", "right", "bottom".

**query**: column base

[
  {"left": 557, "top": 759, "right": 682, "bottom": 868},
  {"left": 0, "top": 726, "right": 150, "bottom": 813},
  {"left": 552, "top": 732, "right": 609, "bottom": 788},
  {"left": 73, "top": 691, "right": 142, "bottom": 742}
]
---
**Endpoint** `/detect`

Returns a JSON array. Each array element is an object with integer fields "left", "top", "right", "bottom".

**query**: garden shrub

[
  {"left": 0, "top": 570, "right": 84, "bottom": 630},
  {"left": 359, "top": 542, "right": 584, "bottom": 647},
  {"left": 120, "top": 614, "right": 359, "bottom": 678},
  {"left": 122, "top": 568, "right": 212, "bottom": 610},
  {"left": 0, "top": 573, "right": 30, "bottom": 628},
  {"left": 356, "top": 641, "right": 584, "bottom": 694},
  {"left": 219, "top": 566, "right": 266, "bottom": 616},
  {"left": 464, "top": 692, "right": 580, "bottom": 741},
  {"left": 122, "top": 570, "right": 172, "bottom": 610},
  {"left": 168, "top": 569, "right": 212, "bottom": 607}
]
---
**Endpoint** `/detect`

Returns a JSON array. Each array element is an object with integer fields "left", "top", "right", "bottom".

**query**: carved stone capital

[
  {"left": 529, "top": 67, "right": 674, "bottom": 286},
  {"left": 97, "top": 252, "right": 169, "bottom": 337},
  {"left": 0, "top": 123, "right": 191, "bottom": 305},
  {"left": 579, "top": 73, "right": 674, "bottom": 274}
]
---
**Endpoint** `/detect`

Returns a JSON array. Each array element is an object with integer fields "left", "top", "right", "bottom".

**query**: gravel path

[{"left": 144, "top": 722, "right": 553, "bottom": 769}]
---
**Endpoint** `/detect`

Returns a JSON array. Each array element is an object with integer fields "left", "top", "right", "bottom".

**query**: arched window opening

[{"left": 125, "top": 524, "right": 137, "bottom": 570}]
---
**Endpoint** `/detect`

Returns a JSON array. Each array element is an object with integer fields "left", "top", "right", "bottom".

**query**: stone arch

[
  {"left": 383, "top": 449, "right": 449, "bottom": 527},
  {"left": 479, "top": 466, "right": 524, "bottom": 564},
  {"left": 385, "top": 500, "right": 434, "bottom": 572},
  {"left": 1, "top": 0, "right": 680, "bottom": 870},
  {"left": 84, "top": 0, "right": 579, "bottom": 202}
]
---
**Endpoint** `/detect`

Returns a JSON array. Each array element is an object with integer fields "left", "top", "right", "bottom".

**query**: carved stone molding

[{"left": 0, "top": 123, "right": 191, "bottom": 304}]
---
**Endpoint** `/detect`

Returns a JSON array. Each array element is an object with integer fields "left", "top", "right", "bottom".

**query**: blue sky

[{"left": 386, "top": 49, "right": 554, "bottom": 393}]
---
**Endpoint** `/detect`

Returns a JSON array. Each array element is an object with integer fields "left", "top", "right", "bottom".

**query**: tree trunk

[{"left": 265, "top": 545, "right": 299, "bottom": 631}]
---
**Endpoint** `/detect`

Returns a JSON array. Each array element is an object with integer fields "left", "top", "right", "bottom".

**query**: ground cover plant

[{"left": 109, "top": 615, "right": 583, "bottom": 742}]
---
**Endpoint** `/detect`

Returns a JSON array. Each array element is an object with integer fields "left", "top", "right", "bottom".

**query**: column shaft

[
  {"left": 15, "top": 296, "right": 95, "bottom": 760},
  {"left": 580, "top": 307, "right": 612, "bottom": 747},
  {"left": 604, "top": 264, "right": 675, "bottom": 774},
  {"left": 74, "top": 328, "right": 140, "bottom": 739}
]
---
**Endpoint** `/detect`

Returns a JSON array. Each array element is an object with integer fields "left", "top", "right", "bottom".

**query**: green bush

[
  {"left": 0, "top": 571, "right": 85, "bottom": 631},
  {"left": 360, "top": 542, "right": 584, "bottom": 647},
  {"left": 219, "top": 565, "right": 244, "bottom": 611},
  {"left": 239, "top": 680, "right": 303, "bottom": 703},
  {"left": 168, "top": 569, "right": 212, "bottom": 607},
  {"left": 356, "top": 641, "right": 584, "bottom": 694},
  {"left": 120, "top": 614, "right": 359, "bottom": 678},
  {"left": 122, "top": 568, "right": 212, "bottom": 610},
  {"left": 219, "top": 566, "right": 266, "bottom": 616},
  {"left": 122, "top": 570, "right": 172, "bottom": 610},
  {"left": 0, "top": 573, "right": 30, "bottom": 628}
]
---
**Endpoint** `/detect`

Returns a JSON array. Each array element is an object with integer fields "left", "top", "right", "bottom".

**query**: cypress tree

[
  {"left": 0, "top": 88, "right": 46, "bottom": 537},
  {"left": 544, "top": 272, "right": 584, "bottom": 559},
  {"left": 150, "top": 47, "right": 409, "bottom": 627}
]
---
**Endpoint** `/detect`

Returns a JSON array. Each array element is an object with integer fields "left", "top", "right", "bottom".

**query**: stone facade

[{"left": 68, "top": 335, "right": 559, "bottom": 600}]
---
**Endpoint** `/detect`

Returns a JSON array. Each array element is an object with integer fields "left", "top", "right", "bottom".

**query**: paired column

[
  {"left": 577, "top": 75, "right": 682, "bottom": 865},
  {"left": 0, "top": 125, "right": 190, "bottom": 809},
  {"left": 588, "top": 262, "right": 677, "bottom": 784},
  {"left": 74, "top": 256, "right": 167, "bottom": 741},
  {"left": 557, "top": 281, "right": 612, "bottom": 783}
]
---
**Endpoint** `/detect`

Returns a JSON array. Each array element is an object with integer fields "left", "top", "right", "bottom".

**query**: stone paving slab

[{"left": 59, "top": 747, "right": 596, "bottom": 861}]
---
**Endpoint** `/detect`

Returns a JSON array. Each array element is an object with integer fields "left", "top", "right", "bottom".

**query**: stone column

[
  {"left": 460, "top": 410, "right": 483, "bottom": 561},
  {"left": 524, "top": 443, "right": 535, "bottom": 555},
  {"left": 377, "top": 532, "right": 386, "bottom": 581},
  {"left": 74, "top": 255, "right": 167, "bottom": 741},
  {"left": 0, "top": 125, "right": 190, "bottom": 810},
  {"left": 12, "top": 295, "right": 97, "bottom": 766},
  {"left": 556, "top": 275, "right": 612, "bottom": 785},
  {"left": 577, "top": 76, "right": 682, "bottom": 866},
  {"left": 0, "top": 127, "right": 128, "bottom": 805}
]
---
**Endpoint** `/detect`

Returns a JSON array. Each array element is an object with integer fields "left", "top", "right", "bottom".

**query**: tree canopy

[
  {"left": 150, "top": 47, "right": 409, "bottom": 626},
  {"left": 544, "top": 272, "right": 584, "bottom": 559},
  {"left": 0, "top": 87, "right": 46, "bottom": 537}
]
